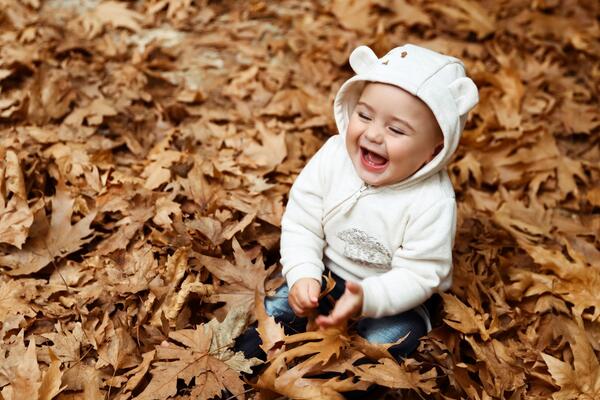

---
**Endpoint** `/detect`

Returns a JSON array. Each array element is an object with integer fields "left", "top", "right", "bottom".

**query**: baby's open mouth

[{"left": 360, "top": 147, "right": 388, "bottom": 169}]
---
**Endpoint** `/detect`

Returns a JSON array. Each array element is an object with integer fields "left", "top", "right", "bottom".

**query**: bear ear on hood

[
  {"left": 349, "top": 46, "right": 378, "bottom": 75},
  {"left": 448, "top": 77, "right": 479, "bottom": 116}
]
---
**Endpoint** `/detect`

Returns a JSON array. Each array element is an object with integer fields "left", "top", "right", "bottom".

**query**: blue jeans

[{"left": 237, "top": 272, "right": 429, "bottom": 362}]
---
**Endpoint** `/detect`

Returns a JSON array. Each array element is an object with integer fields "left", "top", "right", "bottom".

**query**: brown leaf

[
  {"left": 442, "top": 293, "right": 491, "bottom": 340},
  {"left": 241, "top": 123, "right": 287, "bottom": 174},
  {"left": 78, "top": 1, "right": 144, "bottom": 38},
  {"left": 0, "top": 333, "right": 41, "bottom": 399},
  {"left": 38, "top": 350, "right": 64, "bottom": 400},
  {"left": 97, "top": 326, "right": 139, "bottom": 370},
  {"left": 356, "top": 359, "right": 438, "bottom": 393},
  {"left": 149, "top": 247, "right": 190, "bottom": 326},
  {"left": 0, "top": 197, "right": 34, "bottom": 248},
  {"left": 255, "top": 290, "right": 286, "bottom": 357},
  {"left": 135, "top": 324, "right": 246, "bottom": 400},
  {"left": 122, "top": 350, "right": 156, "bottom": 394},
  {"left": 64, "top": 98, "right": 118, "bottom": 127},
  {"left": 0, "top": 278, "right": 35, "bottom": 321},
  {"left": 256, "top": 328, "right": 355, "bottom": 398},
  {"left": 92, "top": 200, "right": 154, "bottom": 256},
  {"left": 330, "top": 0, "right": 375, "bottom": 34},
  {"left": 199, "top": 238, "right": 277, "bottom": 321},
  {"left": 0, "top": 183, "right": 96, "bottom": 275},
  {"left": 427, "top": 0, "right": 495, "bottom": 39},
  {"left": 0, "top": 149, "right": 33, "bottom": 248},
  {"left": 542, "top": 327, "right": 600, "bottom": 399}
]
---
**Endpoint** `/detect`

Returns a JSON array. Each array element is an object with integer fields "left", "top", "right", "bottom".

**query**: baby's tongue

[{"left": 366, "top": 150, "right": 387, "bottom": 165}]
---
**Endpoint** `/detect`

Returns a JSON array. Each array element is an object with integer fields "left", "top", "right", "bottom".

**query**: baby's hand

[
  {"left": 289, "top": 278, "right": 321, "bottom": 317},
  {"left": 316, "top": 281, "right": 363, "bottom": 328}
]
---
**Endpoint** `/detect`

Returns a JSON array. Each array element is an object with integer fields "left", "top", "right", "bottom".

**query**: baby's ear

[
  {"left": 448, "top": 77, "right": 479, "bottom": 115},
  {"left": 349, "top": 46, "right": 378, "bottom": 74}
]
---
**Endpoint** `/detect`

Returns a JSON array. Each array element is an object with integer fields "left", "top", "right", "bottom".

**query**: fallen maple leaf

[
  {"left": 255, "top": 290, "right": 286, "bottom": 358},
  {"left": 542, "top": 327, "right": 600, "bottom": 400},
  {"left": 78, "top": 1, "right": 144, "bottom": 38},
  {"left": 0, "top": 182, "right": 96, "bottom": 275},
  {"left": 135, "top": 312, "right": 258, "bottom": 400},
  {"left": 427, "top": 0, "right": 496, "bottom": 39},
  {"left": 198, "top": 238, "right": 277, "bottom": 321},
  {"left": 241, "top": 122, "right": 287, "bottom": 174},
  {"left": 442, "top": 293, "right": 492, "bottom": 340},
  {"left": 0, "top": 331, "right": 63, "bottom": 400},
  {"left": 355, "top": 358, "right": 438, "bottom": 393},
  {"left": 256, "top": 327, "right": 359, "bottom": 398},
  {"left": 0, "top": 278, "right": 35, "bottom": 321},
  {"left": 330, "top": 0, "right": 375, "bottom": 34},
  {"left": 0, "top": 149, "right": 33, "bottom": 248},
  {"left": 63, "top": 98, "right": 118, "bottom": 127},
  {"left": 38, "top": 351, "right": 65, "bottom": 400}
]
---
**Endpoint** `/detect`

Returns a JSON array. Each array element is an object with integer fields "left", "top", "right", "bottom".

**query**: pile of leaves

[{"left": 0, "top": 0, "right": 598, "bottom": 399}]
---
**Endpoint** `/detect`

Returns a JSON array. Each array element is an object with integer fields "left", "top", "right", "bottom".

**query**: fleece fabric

[{"left": 280, "top": 44, "right": 479, "bottom": 320}]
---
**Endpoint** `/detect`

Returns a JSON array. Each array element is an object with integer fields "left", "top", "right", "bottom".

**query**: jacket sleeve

[
  {"left": 280, "top": 138, "right": 336, "bottom": 289},
  {"left": 359, "top": 198, "right": 456, "bottom": 318}
]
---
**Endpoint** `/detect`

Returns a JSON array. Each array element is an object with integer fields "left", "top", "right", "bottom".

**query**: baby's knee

[
  {"left": 264, "top": 295, "right": 292, "bottom": 318},
  {"left": 264, "top": 284, "right": 296, "bottom": 322},
  {"left": 357, "top": 311, "right": 427, "bottom": 358}
]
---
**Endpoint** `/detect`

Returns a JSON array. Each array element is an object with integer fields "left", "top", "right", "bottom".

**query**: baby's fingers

[
  {"left": 316, "top": 314, "right": 337, "bottom": 328},
  {"left": 301, "top": 295, "right": 318, "bottom": 310},
  {"left": 307, "top": 282, "right": 320, "bottom": 304},
  {"left": 290, "top": 303, "right": 306, "bottom": 317},
  {"left": 290, "top": 295, "right": 311, "bottom": 317}
]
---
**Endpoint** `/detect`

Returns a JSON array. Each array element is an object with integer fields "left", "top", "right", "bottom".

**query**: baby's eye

[
  {"left": 357, "top": 112, "right": 372, "bottom": 121},
  {"left": 389, "top": 126, "right": 405, "bottom": 135}
]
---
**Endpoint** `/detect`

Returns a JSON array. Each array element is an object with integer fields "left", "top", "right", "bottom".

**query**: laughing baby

[{"left": 242, "top": 44, "right": 479, "bottom": 361}]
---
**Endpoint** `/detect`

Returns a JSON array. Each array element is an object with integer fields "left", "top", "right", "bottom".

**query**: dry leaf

[
  {"left": 0, "top": 183, "right": 96, "bottom": 275},
  {"left": 199, "top": 238, "right": 277, "bottom": 320}
]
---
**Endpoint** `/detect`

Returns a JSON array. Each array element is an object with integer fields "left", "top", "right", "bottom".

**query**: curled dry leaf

[{"left": 0, "top": 149, "right": 33, "bottom": 248}]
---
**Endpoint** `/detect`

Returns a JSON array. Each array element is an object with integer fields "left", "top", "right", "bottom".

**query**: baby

[{"left": 239, "top": 44, "right": 479, "bottom": 361}]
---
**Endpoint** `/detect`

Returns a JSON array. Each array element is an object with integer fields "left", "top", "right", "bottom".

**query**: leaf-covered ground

[{"left": 0, "top": 0, "right": 599, "bottom": 399}]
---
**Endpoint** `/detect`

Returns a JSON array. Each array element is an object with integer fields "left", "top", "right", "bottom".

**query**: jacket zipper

[{"left": 322, "top": 183, "right": 370, "bottom": 225}]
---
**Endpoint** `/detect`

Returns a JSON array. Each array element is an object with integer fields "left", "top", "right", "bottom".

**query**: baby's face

[{"left": 345, "top": 82, "right": 443, "bottom": 187}]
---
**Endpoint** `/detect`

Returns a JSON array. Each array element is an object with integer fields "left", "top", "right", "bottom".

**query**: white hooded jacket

[{"left": 280, "top": 44, "right": 479, "bottom": 322}]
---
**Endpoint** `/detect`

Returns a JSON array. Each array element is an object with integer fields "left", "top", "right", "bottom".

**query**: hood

[{"left": 333, "top": 44, "right": 479, "bottom": 188}]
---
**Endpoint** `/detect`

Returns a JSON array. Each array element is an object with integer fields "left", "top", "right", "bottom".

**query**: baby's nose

[{"left": 364, "top": 126, "right": 384, "bottom": 143}]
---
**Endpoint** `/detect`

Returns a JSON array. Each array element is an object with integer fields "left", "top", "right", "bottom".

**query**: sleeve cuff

[
  {"left": 359, "top": 277, "right": 381, "bottom": 318},
  {"left": 284, "top": 264, "right": 323, "bottom": 290}
]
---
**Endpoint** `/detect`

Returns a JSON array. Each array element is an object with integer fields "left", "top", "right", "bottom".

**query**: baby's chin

[
  {"left": 354, "top": 161, "right": 414, "bottom": 187},
  {"left": 354, "top": 164, "right": 391, "bottom": 186},
  {"left": 360, "top": 173, "right": 393, "bottom": 187}
]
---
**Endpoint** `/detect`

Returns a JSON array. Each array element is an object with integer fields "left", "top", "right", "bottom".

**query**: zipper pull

[{"left": 342, "top": 183, "right": 369, "bottom": 215}]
